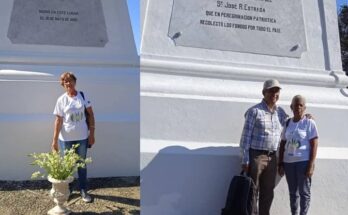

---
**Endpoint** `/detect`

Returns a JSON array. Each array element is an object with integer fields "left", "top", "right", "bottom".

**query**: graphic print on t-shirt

[
  {"left": 64, "top": 97, "right": 85, "bottom": 124},
  {"left": 286, "top": 138, "right": 301, "bottom": 156},
  {"left": 282, "top": 118, "right": 318, "bottom": 163},
  {"left": 69, "top": 111, "right": 85, "bottom": 123},
  {"left": 54, "top": 92, "right": 90, "bottom": 141}
]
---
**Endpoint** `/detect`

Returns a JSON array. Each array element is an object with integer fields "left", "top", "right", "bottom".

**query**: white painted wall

[
  {"left": 141, "top": 0, "right": 348, "bottom": 214},
  {"left": 0, "top": 0, "right": 139, "bottom": 180}
]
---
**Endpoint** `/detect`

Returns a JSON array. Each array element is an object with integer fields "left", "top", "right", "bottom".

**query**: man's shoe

[{"left": 81, "top": 190, "right": 92, "bottom": 203}]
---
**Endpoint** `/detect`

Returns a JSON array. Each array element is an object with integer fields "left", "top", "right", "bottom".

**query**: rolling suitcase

[{"left": 221, "top": 171, "right": 256, "bottom": 215}]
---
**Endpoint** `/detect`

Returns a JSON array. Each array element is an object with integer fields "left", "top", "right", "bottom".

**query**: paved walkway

[{"left": 0, "top": 177, "right": 140, "bottom": 215}]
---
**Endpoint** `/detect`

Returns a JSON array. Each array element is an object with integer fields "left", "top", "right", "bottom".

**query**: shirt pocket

[
  {"left": 297, "top": 129, "right": 307, "bottom": 139},
  {"left": 255, "top": 113, "right": 266, "bottom": 130}
]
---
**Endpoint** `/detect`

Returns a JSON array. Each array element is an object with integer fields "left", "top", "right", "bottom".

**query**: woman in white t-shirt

[
  {"left": 51, "top": 72, "right": 95, "bottom": 203},
  {"left": 278, "top": 95, "right": 318, "bottom": 215}
]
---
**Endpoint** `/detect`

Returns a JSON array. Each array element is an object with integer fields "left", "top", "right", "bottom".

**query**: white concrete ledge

[
  {"left": 142, "top": 56, "right": 348, "bottom": 87},
  {"left": 141, "top": 72, "right": 348, "bottom": 109},
  {"left": 141, "top": 138, "right": 348, "bottom": 160}
]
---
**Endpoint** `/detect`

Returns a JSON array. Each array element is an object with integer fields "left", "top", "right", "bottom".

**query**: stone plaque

[
  {"left": 168, "top": 0, "right": 307, "bottom": 58},
  {"left": 7, "top": 0, "right": 108, "bottom": 47}
]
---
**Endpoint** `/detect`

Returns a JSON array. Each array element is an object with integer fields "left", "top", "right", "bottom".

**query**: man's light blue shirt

[{"left": 240, "top": 99, "right": 288, "bottom": 164}]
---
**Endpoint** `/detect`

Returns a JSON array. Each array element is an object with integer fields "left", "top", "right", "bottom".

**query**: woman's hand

[
  {"left": 86, "top": 107, "right": 95, "bottom": 148},
  {"left": 51, "top": 115, "right": 62, "bottom": 152},
  {"left": 88, "top": 134, "right": 95, "bottom": 147},
  {"left": 306, "top": 163, "right": 315, "bottom": 178},
  {"left": 307, "top": 138, "right": 318, "bottom": 178},
  {"left": 51, "top": 141, "right": 59, "bottom": 152}
]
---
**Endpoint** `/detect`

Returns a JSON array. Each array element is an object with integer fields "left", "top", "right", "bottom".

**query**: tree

[{"left": 338, "top": 5, "right": 348, "bottom": 74}]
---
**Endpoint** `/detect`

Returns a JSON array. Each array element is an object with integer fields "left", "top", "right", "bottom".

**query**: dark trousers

[
  {"left": 249, "top": 149, "right": 277, "bottom": 215},
  {"left": 59, "top": 139, "right": 88, "bottom": 192},
  {"left": 284, "top": 161, "right": 312, "bottom": 215}
]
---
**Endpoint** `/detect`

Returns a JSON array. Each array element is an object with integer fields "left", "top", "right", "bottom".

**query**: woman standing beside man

[
  {"left": 51, "top": 71, "right": 95, "bottom": 203},
  {"left": 278, "top": 95, "right": 319, "bottom": 215}
]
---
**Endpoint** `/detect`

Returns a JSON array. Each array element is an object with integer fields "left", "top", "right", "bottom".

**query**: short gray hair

[{"left": 291, "top": 95, "right": 306, "bottom": 107}]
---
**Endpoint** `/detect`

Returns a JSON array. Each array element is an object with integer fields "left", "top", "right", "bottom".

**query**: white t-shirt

[
  {"left": 53, "top": 92, "right": 92, "bottom": 141},
  {"left": 281, "top": 117, "right": 318, "bottom": 163}
]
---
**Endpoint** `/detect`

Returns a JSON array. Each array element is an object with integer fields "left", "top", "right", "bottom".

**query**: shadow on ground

[
  {"left": 91, "top": 194, "right": 140, "bottom": 207},
  {"left": 71, "top": 209, "right": 140, "bottom": 215},
  {"left": 0, "top": 176, "right": 140, "bottom": 191}
]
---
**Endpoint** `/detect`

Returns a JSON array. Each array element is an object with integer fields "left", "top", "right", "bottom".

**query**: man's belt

[{"left": 251, "top": 148, "right": 276, "bottom": 156}]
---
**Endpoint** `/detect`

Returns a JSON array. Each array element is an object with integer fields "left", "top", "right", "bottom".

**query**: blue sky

[
  {"left": 338, "top": 0, "right": 348, "bottom": 9},
  {"left": 128, "top": 0, "right": 348, "bottom": 54},
  {"left": 127, "top": 0, "right": 140, "bottom": 54}
]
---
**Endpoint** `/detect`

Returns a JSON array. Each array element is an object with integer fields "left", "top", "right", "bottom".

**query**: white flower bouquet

[{"left": 29, "top": 144, "right": 92, "bottom": 180}]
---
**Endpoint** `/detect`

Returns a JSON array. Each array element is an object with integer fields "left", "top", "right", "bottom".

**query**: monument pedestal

[{"left": 141, "top": 0, "right": 348, "bottom": 214}]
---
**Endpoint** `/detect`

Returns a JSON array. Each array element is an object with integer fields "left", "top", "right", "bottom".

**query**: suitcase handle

[{"left": 240, "top": 170, "right": 250, "bottom": 177}]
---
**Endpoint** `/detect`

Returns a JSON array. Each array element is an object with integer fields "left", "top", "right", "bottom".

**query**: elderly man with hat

[{"left": 240, "top": 79, "right": 288, "bottom": 215}]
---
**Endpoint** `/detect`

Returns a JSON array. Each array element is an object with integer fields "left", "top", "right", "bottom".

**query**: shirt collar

[{"left": 261, "top": 99, "right": 278, "bottom": 113}]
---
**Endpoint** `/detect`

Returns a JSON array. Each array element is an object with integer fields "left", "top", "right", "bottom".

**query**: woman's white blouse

[{"left": 53, "top": 92, "right": 92, "bottom": 141}]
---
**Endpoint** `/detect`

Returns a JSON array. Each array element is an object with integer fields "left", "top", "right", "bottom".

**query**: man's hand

[
  {"left": 242, "top": 164, "right": 250, "bottom": 173},
  {"left": 305, "top": 113, "right": 314, "bottom": 120},
  {"left": 278, "top": 165, "right": 284, "bottom": 177}
]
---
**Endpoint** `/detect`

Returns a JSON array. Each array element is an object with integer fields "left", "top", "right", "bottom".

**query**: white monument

[
  {"left": 0, "top": 0, "right": 139, "bottom": 180},
  {"left": 141, "top": 0, "right": 348, "bottom": 214}
]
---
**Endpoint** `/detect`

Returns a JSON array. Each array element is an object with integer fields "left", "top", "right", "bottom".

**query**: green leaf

[{"left": 29, "top": 144, "right": 92, "bottom": 180}]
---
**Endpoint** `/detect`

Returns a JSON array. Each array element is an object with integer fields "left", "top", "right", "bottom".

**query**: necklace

[{"left": 286, "top": 118, "right": 301, "bottom": 156}]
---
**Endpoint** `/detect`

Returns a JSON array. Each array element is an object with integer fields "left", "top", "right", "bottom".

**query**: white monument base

[
  {"left": 0, "top": 0, "right": 139, "bottom": 180},
  {"left": 141, "top": 0, "right": 348, "bottom": 213},
  {"left": 141, "top": 72, "right": 348, "bottom": 215}
]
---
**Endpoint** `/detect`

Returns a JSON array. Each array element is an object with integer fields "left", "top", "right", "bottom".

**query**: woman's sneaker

[{"left": 81, "top": 190, "right": 92, "bottom": 203}]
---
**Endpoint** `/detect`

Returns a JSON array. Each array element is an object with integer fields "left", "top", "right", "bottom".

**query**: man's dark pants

[{"left": 249, "top": 149, "right": 277, "bottom": 215}]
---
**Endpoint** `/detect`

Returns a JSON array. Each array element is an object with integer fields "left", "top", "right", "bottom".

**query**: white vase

[{"left": 47, "top": 175, "right": 74, "bottom": 215}]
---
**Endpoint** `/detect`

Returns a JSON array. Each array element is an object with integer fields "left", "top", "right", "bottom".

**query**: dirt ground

[{"left": 0, "top": 177, "right": 140, "bottom": 215}]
